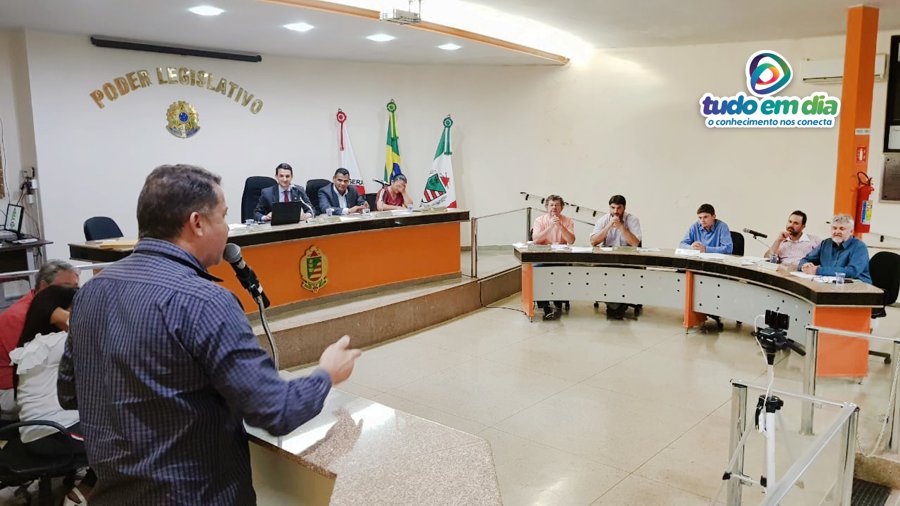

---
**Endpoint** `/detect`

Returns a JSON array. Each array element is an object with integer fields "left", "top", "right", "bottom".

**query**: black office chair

[
  {"left": 306, "top": 179, "right": 332, "bottom": 215},
  {"left": 364, "top": 193, "right": 378, "bottom": 211},
  {"left": 869, "top": 251, "right": 900, "bottom": 363},
  {"left": 240, "top": 176, "right": 276, "bottom": 222},
  {"left": 0, "top": 421, "right": 84, "bottom": 506},
  {"left": 83, "top": 216, "right": 123, "bottom": 241},
  {"left": 730, "top": 231, "right": 745, "bottom": 256}
]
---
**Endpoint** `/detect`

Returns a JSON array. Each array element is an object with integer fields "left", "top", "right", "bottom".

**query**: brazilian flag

[{"left": 384, "top": 100, "right": 401, "bottom": 184}]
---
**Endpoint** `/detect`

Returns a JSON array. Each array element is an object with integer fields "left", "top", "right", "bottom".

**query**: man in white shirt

[
  {"left": 318, "top": 168, "right": 368, "bottom": 215},
  {"left": 590, "top": 195, "right": 643, "bottom": 319},
  {"left": 764, "top": 210, "right": 820, "bottom": 269},
  {"left": 590, "top": 195, "right": 642, "bottom": 247}
]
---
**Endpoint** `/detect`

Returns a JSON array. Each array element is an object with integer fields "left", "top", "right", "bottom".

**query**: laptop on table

[{"left": 270, "top": 201, "right": 305, "bottom": 226}]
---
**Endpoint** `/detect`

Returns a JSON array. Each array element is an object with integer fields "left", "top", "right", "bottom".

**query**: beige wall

[
  {"left": 0, "top": 30, "right": 38, "bottom": 235},
  {"left": 1, "top": 28, "right": 898, "bottom": 261}
]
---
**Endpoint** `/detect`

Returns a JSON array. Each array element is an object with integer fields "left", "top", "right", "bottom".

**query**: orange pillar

[{"left": 834, "top": 5, "right": 878, "bottom": 237}]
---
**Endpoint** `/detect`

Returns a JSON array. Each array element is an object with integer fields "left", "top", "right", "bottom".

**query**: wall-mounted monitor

[{"left": 4, "top": 204, "right": 23, "bottom": 235}]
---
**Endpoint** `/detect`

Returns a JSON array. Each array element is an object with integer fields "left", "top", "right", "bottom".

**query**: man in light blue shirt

[
  {"left": 679, "top": 203, "right": 733, "bottom": 254},
  {"left": 799, "top": 213, "right": 871, "bottom": 284}
]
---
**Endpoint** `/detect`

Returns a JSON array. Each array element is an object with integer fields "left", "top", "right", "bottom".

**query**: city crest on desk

[{"left": 300, "top": 245, "right": 329, "bottom": 293}]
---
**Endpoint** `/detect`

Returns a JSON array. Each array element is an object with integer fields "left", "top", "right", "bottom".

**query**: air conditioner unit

[{"left": 800, "top": 53, "right": 886, "bottom": 84}]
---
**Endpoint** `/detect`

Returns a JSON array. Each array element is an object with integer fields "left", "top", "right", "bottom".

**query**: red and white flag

[
  {"left": 336, "top": 109, "right": 365, "bottom": 195},
  {"left": 421, "top": 116, "right": 456, "bottom": 208}
]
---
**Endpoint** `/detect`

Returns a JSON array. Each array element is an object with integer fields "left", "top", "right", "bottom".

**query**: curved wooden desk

[
  {"left": 515, "top": 247, "right": 883, "bottom": 377},
  {"left": 69, "top": 210, "right": 469, "bottom": 311}
]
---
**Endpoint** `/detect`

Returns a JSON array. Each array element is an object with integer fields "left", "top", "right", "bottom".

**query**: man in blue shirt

[
  {"left": 59, "top": 164, "right": 362, "bottom": 505},
  {"left": 799, "top": 213, "right": 872, "bottom": 284},
  {"left": 679, "top": 203, "right": 734, "bottom": 254}
]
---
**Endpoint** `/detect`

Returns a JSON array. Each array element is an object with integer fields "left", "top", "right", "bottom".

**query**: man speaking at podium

[{"left": 58, "top": 164, "right": 361, "bottom": 505}]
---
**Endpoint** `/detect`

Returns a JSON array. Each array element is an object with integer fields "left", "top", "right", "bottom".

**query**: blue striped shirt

[
  {"left": 679, "top": 219, "right": 734, "bottom": 254},
  {"left": 58, "top": 238, "right": 332, "bottom": 505}
]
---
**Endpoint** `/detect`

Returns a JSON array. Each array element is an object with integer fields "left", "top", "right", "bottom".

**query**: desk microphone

[
  {"left": 223, "top": 243, "right": 270, "bottom": 308},
  {"left": 743, "top": 228, "right": 768, "bottom": 239}
]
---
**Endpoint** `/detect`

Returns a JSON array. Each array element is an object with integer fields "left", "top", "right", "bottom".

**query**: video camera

[{"left": 753, "top": 310, "right": 806, "bottom": 363}]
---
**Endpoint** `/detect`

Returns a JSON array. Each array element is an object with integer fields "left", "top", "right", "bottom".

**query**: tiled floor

[{"left": 320, "top": 296, "right": 900, "bottom": 505}]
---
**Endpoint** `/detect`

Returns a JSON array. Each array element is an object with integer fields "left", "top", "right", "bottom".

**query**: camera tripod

[{"left": 722, "top": 324, "right": 806, "bottom": 495}]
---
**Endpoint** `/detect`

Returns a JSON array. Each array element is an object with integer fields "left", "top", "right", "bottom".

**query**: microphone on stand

[
  {"left": 223, "top": 243, "right": 270, "bottom": 308},
  {"left": 223, "top": 243, "right": 280, "bottom": 369},
  {"left": 742, "top": 228, "right": 768, "bottom": 239},
  {"left": 742, "top": 228, "right": 775, "bottom": 259}
]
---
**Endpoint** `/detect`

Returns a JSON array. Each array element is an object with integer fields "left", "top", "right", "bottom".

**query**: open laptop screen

[{"left": 4, "top": 204, "right": 23, "bottom": 234}]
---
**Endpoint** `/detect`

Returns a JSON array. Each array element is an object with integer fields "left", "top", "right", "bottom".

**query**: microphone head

[
  {"left": 223, "top": 243, "right": 242, "bottom": 264},
  {"left": 742, "top": 228, "right": 751, "bottom": 234}
]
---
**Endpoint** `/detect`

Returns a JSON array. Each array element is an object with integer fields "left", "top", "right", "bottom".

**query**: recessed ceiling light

[
  {"left": 284, "top": 22, "right": 315, "bottom": 32},
  {"left": 189, "top": 5, "right": 224, "bottom": 16},
  {"left": 366, "top": 33, "right": 396, "bottom": 42},
  {"left": 438, "top": 43, "right": 461, "bottom": 51}
]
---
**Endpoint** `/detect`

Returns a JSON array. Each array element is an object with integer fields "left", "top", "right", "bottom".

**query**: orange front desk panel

[{"left": 209, "top": 222, "right": 461, "bottom": 311}]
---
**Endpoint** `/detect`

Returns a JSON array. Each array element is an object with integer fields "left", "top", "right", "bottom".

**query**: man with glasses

[
  {"left": 799, "top": 214, "right": 871, "bottom": 283},
  {"left": 532, "top": 194, "right": 575, "bottom": 320}
]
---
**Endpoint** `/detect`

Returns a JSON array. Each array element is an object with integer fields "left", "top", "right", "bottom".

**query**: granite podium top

[{"left": 246, "top": 388, "right": 501, "bottom": 505}]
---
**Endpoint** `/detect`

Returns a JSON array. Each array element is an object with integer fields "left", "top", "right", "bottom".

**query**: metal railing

[
  {"left": 469, "top": 206, "right": 599, "bottom": 277},
  {"left": 469, "top": 208, "right": 530, "bottom": 278},
  {"left": 725, "top": 380, "right": 859, "bottom": 505},
  {"left": 0, "top": 262, "right": 115, "bottom": 285},
  {"left": 801, "top": 325, "right": 900, "bottom": 453},
  {"left": 519, "top": 191, "right": 605, "bottom": 218}
]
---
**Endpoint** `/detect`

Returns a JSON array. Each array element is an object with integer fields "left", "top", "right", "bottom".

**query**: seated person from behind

[
  {"left": 319, "top": 168, "right": 368, "bottom": 215},
  {"left": 764, "top": 210, "right": 820, "bottom": 269},
  {"left": 11, "top": 285, "right": 96, "bottom": 505},
  {"left": 376, "top": 174, "right": 413, "bottom": 211},
  {"left": 590, "top": 194, "right": 642, "bottom": 319},
  {"left": 253, "top": 162, "right": 315, "bottom": 222},
  {"left": 679, "top": 203, "right": 733, "bottom": 254},
  {"left": 0, "top": 260, "right": 79, "bottom": 421},
  {"left": 532, "top": 194, "right": 575, "bottom": 320},
  {"left": 798, "top": 213, "right": 871, "bottom": 283}
]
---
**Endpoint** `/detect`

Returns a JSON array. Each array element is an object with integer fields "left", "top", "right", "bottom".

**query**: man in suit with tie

[
  {"left": 254, "top": 163, "right": 315, "bottom": 222},
  {"left": 318, "top": 168, "right": 368, "bottom": 215}
]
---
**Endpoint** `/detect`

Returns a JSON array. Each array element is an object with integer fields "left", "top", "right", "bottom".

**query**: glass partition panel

[
  {"left": 470, "top": 208, "right": 530, "bottom": 278},
  {"left": 723, "top": 382, "right": 857, "bottom": 506}
]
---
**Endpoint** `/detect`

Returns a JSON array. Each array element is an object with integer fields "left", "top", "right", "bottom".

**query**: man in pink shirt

[
  {"left": 0, "top": 260, "right": 79, "bottom": 419},
  {"left": 532, "top": 194, "right": 575, "bottom": 246},
  {"left": 531, "top": 195, "right": 576, "bottom": 320},
  {"left": 764, "top": 210, "right": 820, "bottom": 269}
]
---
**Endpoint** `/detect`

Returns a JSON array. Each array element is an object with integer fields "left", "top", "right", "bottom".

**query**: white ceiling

[
  {"left": 0, "top": 0, "right": 552, "bottom": 65},
  {"left": 1, "top": 0, "right": 900, "bottom": 65},
  {"left": 471, "top": 0, "right": 900, "bottom": 49}
]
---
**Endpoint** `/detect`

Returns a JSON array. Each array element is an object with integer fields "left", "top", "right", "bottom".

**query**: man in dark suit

[
  {"left": 318, "top": 168, "right": 368, "bottom": 215},
  {"left": 254, "top": 163, "right": 315, "bottom": 222}
]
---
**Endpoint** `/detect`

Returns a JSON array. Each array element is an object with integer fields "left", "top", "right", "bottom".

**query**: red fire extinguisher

[{"left": 855, "top": 171, "right": 874, "bottom": 233}]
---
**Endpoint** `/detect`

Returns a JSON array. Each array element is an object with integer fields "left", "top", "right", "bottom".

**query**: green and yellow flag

[{"left": 384, "top": 100, "right": 402, "bottom": 183}]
